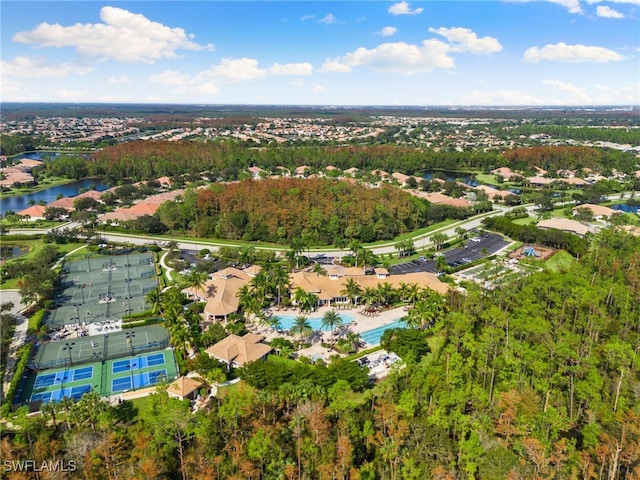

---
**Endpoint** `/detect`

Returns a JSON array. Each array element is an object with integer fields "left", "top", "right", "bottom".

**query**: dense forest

[
  {"left": 67, "top": 141, "right": 636, "bottom": 184},
  {"left": 155, "top": 178, "right": 472, "bottom": 244},
  {"left": 2, "top": 228, "right": 639, "bottom": 479}
]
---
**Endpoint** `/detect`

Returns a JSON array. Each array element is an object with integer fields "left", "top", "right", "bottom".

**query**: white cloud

[
  {"left": 208, "top": 58, "right": 267, "bottom": 82},
  {"left": 269, "top": 62, "right": 313, "bottom": 76},
  {"left": 108, "top": 75, "right": 129, "bottom": 83},
  {"left": 320, "top": 13, "right": 338, "bottom": 24},
  {"left": 321, "top": 59, "right": 354, "bottom": 73},
  {"left": 524, "top": 42, "right": 626, "bottom": 62},
  {"left": 12, "top": 6, "right": 214, "bottom": 64},
  {"left": 323, "top": 40, "right": 454, "bottom": 74},
  {"left": 379, "top": 26, "right": 398, "bottom": 37},
  {"left": 1, "top": 55, "right": 93, "bottom": 78},
  {"left": 150, "top": 57, "right": 311, "bottom": 96},
  {"left": 543, "top": 79, "right": 592, "bottom": 102},
  {"left": 321, "top": 27, "right": 500, "bottom": 74},
  {"left": 596, "top": 5, "right": 625, "bottom": 17},
  {"left": 429, "top": 27, "right": 503, "bottom": 54},
  {"left": 388, "top": 2, "right": 424, "bottom": 15},
  {"left": 312, "top": 84, "right": 327, "bottom": 94}
]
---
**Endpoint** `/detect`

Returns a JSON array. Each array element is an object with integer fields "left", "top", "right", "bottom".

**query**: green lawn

[
  {"left": 511, "top": 216, "right": 537, "bottom": 226},
  {"left": 545, "top": 250, "right": 575, "bottom": 272},
  {"left": 0, "top": 240, "right": 86, "bottom": 289}
]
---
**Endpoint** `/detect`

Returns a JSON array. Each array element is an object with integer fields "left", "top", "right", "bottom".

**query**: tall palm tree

[
  {"left": 360, "top": 248, "right": 378, "bottom": 274},
  {"left": 145, "top": 288, "right": 163, "bottom": 315},
  {"left": 321, "top": 309, "right": 343, "bottom": 345},
  {"left": 184, "top": 270, "right": 208, "bottom": 293},
  {"left": 340, "top": 278, "right": 363, "bottom": 307},
  {"left": 405, "top": 283, "right": 421, "bottom": 306},
  {"left": 361, "top": 287, "right": 380, "bottom": 307},
  {"left": 270, "top": 264, "right": 290, "bottom": 307},
  {"left": 376, "top": 282, "right": 396, "bottom": 307},
  {"left": 267, "top": 315, "right": 283, "bottom": 333},
  {"left": 349, "top": 239, "right": 363, "bottom": 267},
  {"left": 432, "top": 232, "right": 448, "bottom": 252},
  {"left": 290, "top": 315, "right": 312, "bottom": 342}
]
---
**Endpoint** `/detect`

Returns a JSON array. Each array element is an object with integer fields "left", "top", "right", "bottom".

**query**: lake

[
  {"left": 422, "top": 170, "right": 479, "bottom": 187},
  {"left": 1, "top": 179, "right": 110, "bottom": 213}
]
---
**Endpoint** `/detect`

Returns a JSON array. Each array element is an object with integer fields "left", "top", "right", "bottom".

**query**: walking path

[{"left": 159, "top": 250, "right": 174, "bottom": 285}]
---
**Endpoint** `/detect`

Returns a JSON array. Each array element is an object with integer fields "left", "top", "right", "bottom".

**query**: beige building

[
  {"left": 289, "top": 268, "right": 449, "bottom": 308},
  {"left": 205, "top": 333, "right": 272, "bottom": 369},
  {"left": 573, "top": 203, "right": 616, "bottom": 219},
  {"left": 167, "top": 376, "right": 204, "bottom": 401},
  {"left": 537, "top": 218, "right": 593, "bottom": 237},
  {"left": 182, "top": 266, "right": 261, "bottom": 321}
]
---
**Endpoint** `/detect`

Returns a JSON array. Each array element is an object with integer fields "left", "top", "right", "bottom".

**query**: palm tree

[
  {"left": 432, "top": 232, "right": 448, "bottom": 252},
  {"left": 360, "top": 248, "right": 378, "bottom": 274},
  {"left": 290, "top": 237, "right": 306, "bottom": 269},
  {"left": 435, "top": 255, "right": 448, "bottom": 274},
  {"left": 145, "top": 288, "right": 163, "bottom": 315},
  {"left": 321, "top": 309, "right": 343, "bottom": 345},
  {"left": 361, "top": 287, "right": 380, "bottom": 307},
  {"left": 290, "top": 315, "right": 312, "bottom": 342},
  {"left": 340, "top": 278, "right": 363, "bottom": 307},
  {"left": 405, "top": 283, "right": 421, "bottom": 306},
  {"left": 267, "top": 315, "right": 283, "bottom": 333},
  {"left": 270, "top": 264, "right": 290, "bottom": 307},
  {"left": 184, "top": 270, "right": 208, "bottom": 293},
  {"left": 376, "top": 282, "right": 396, "bottom": 307},
  {"left": 349, "top": 239, "right": 363, "bottom": 267}
]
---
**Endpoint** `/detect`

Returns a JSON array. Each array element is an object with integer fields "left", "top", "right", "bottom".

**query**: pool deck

[{"left": 252, "top": 305, "right": 408, "bottom": 361}]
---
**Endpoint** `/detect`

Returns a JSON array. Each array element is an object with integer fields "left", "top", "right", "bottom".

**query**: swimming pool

[
  {"left": 274, "top": 313, "right": 354, "bottom": 331},
  {"left": 360, "top": 320, "right": 406, "bottom": 346}
]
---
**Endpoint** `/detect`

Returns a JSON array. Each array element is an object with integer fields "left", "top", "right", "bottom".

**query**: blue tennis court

[
  {"left": 112, "top": 352, "right": 166, "bottom": 373},
  {"left": 111, "top": 369, "right": 167, "bottom": 392},
  {"left": 34, "top": 366, "right": 94, "bottom": 388},
  {"left": 30, "top": 384, "right": 93, "bottom": 404}
]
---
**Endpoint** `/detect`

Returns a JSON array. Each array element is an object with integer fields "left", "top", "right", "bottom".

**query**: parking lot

[{"left": 389, "top": 232, "right": 511, "bottom": 275}]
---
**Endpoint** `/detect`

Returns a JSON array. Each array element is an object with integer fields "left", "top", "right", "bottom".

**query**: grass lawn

[
  {"left": 475, "top": 173, "right": 498, "bottom": 185},
  {"left": 511, "top": 216, "right": 537, "bottom": 226},
  {"left": 0, "top": 240, "right": 86, "bottom": 289},
  {"left": 545, "top": 250, "right": 575, "bottom": 272},
  {"left": 0, "top": 177, "right": 74, "bottom": 199}
]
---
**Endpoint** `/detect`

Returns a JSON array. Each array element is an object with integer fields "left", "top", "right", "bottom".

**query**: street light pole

[{"left": 63, "top": 342, "right": 75, "bottom": 367}]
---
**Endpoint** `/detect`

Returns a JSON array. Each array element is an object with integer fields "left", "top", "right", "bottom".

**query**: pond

[
  {"left": 612, "top": 204, "right": 640, "bottom": 213},
  {"left": 0, "top": 244, "right": 30, "bottom": 261},
  {"left": 1, "top": 179, "right": 110, "bottom": 213},
  {"left": 421, "top": 170, "right": 479, "bottom": 187}
]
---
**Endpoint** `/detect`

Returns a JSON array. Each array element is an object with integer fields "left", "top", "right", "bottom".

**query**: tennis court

[
  {"left": 46, "top": 252, "right": 159, "bottom": 329},
  {"left": 18, "top": 349, "right": 178, "bottom": 405},
  {"left": 31, "top": 324, "right": 170, "bottom": 371}
]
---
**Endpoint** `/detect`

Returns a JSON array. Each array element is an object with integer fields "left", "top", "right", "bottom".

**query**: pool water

[
  {"left": 274, "top": 313, "right": 354, "bottom": 331},
  {"left": 360, "top": 320, "right": 406, "bottom": 346}
]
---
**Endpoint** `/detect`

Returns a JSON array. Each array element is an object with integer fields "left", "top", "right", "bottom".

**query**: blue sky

[{"left": 1, "top": 1, "right": 638, "bottom": 105}]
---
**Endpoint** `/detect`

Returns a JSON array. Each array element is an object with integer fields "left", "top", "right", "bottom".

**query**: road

[{"left": 5, "top": 190, "right": 635, "bottom": 257}]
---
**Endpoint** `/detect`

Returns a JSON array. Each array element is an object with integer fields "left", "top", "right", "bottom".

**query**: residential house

[
  {"left": 205, "top": 333, "right": 271, "bottom": 369},
  {"left": 182, "top": 266, "right": 261, "bottom": 322},
  {"left": 537, "top": 218, "right": 593, "bottom": 237},
  {"left": 17, "top": 205, "right": 46, "bottom": 221},
  {"left": 167, "top": 376, "right": 204, "bottom": 401},
  {"left": 573, "top": 203, "right": 616, "bottom": 219}
]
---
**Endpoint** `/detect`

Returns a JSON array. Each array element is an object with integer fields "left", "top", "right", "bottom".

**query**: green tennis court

[
  {"left": 31, "top": 324, "right": 170, "bottom": 371},
  {"left": 46, "top": 252, "right": 159, "bottom": 329},
  {"left": 17, "top": 349, "right": 178, "bottom": 405}
]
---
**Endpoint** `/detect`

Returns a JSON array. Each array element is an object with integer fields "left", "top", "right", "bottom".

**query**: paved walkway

[{"left": 159, "top": 250, "right": 174, "bottom": 285}]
